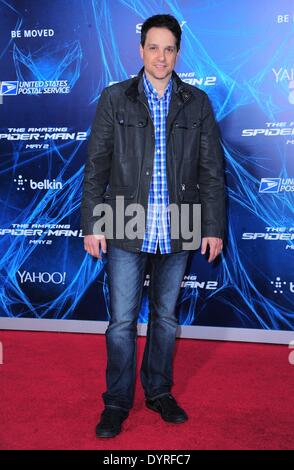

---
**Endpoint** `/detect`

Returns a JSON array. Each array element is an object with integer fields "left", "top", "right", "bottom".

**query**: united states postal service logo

[
  {"left": 259, "top": 178, "right": 281, "bottom": 193},
  {"left": 0, "top": 81, "right": 19, "bottom": 95}
]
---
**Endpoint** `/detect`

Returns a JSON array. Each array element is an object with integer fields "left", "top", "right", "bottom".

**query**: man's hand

[
  {"left": 201, "top": 237, "right": 223, "bottom": 263},
  {"left": 84, "top": 234, "right": 107, "bottom": 259}
]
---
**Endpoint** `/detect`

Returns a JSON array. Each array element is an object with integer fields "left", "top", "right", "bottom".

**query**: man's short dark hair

[{"left": 141, "top": 14, "right": 182, "bottom": 51}]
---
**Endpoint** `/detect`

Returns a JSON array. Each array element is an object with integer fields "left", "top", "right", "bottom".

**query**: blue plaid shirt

[{"left": 141, "top": 73, "right": 172, "bottom": 254}]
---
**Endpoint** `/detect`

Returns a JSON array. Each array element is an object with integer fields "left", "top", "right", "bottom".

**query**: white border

[{"left": 0, "top": 318, "right": 293, "bottom": 344}]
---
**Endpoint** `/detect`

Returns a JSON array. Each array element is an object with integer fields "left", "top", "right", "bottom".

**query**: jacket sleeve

[
  {"left": 80, "top": 88, "right": 114, "bottom": 235},
  {"left": 198, "top": 93, "right": 226, "bottom": 239}
]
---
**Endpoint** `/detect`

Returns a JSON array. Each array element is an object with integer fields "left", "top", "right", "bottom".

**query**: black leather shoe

[
  {"left": 95, "top": 407, "right": 129, "bottom": 438},
  {"left": 146, "top": 394, "right": 188, "bottom": 424}
]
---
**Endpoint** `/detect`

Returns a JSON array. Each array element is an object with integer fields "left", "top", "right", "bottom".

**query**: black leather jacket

[{"left": 81, "top": 68, "right": 226, "bottom": 252}]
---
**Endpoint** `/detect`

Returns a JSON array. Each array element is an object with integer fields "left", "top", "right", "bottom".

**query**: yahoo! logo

[{"left": 272, "top": 68, "right": 294, "bottom": 104}]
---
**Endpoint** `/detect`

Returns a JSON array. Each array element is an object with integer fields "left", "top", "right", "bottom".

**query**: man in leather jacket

[{"left": 81, "top": 14, "right": 226, "bottom": 438}]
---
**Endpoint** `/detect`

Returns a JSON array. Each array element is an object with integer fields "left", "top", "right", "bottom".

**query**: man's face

[{"left": 140, "top": 27, "right": 179, "bottom": 82}]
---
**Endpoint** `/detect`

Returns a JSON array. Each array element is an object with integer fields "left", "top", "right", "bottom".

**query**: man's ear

[{"left": 139, "top": 44, "right": 144, "bottom": 60}]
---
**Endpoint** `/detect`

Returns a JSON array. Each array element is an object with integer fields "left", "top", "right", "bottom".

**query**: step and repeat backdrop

[{"left": 0, "top": 0, "right": 293, "bottom": 341}]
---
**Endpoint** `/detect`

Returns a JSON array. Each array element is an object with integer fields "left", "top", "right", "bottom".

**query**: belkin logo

[
  {"left": 30, "top": 179, "right": 62, "bottom": 190},
  {"left": 14, "top": 175, "right": 63, "bottom": 191}
]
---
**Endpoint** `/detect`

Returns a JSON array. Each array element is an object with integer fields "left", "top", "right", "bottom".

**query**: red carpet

[{"left": 0, "top": 330, "right": 293, "bottom": 450}]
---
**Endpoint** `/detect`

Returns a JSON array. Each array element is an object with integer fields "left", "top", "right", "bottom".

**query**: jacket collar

[{"left": 125, "top": 67, "right": 191, "bottom": 104}]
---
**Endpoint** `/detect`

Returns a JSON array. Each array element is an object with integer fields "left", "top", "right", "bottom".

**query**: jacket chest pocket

[
  {"left": 114, "top": 111, "right": 149, "bottom": 162},
  {"left": 173, "top": 119, "right": 201, "bottom": 131},
  {"left": 104, "top": 186, "right": 135, "bottom": 199},
  {"left": 116, "top": 112, "right": 148, "bottom": 128},
  {"left": 180, "top": 184, "right": 200, "bottom": 203},
  {"left": 172, "top": 119, "right": 202, "bottom": 161}
]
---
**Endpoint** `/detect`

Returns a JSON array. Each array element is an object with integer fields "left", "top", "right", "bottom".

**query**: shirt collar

[{"left": 143, "top": 72, "right": 172, "bottom": 100}]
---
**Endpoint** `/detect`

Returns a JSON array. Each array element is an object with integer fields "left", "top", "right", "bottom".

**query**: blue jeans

[{"left": 102, "top": 245, "right": 190, "bottom": 411}]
